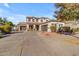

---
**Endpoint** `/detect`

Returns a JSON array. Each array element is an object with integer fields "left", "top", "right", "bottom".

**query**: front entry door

[
  {"left": 29, "top": 25, "right": 33, "bottom": 31},
  {"left": 36, "top": 25, "right": 39, "bottom": 31}
]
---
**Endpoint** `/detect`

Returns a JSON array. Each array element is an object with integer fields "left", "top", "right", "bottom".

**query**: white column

[
  {"left": 47, "top": 23, "right": 52, "bottom": 32},
  {"left": 35, "top": 19, "right": 36, "bottom": 22},
  {"left": 38, "top": 19, "right": 41, "bottom": 22},
  {"left": 26, "top": 24, "right": 29, "bottom": 31},
  {"left": 31, "top": 19, "right": 32, "bottom": 22},
  {"left": 33, "top": 25, "right": 36, "bottom": 31},
  {"left": 56, "top": 24, "right": 59, "bottom": 32},
  {"left": 26, "top": 19, "right": 28, "bottom": 22},
  {"left": 39, "top": 25, "right": 41, "bottom": 31},
  {"left": 18, "top": 25, "right": 21, "bottom": 31}
]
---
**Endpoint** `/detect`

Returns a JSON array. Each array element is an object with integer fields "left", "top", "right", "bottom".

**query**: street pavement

[{"left": 0, "top": 31, "right": 79, "bottom": 56}]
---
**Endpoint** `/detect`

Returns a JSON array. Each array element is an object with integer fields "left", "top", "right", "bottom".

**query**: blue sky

[{"left": 0, "top": 3, "right": 56, "bottom": 24}]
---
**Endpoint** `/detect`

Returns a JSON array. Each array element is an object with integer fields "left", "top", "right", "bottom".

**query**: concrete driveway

[{"left": 0, "top": 32, "right": 79, "bottom": 56}]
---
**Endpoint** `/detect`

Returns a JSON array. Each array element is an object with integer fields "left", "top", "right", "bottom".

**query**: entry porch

[{"left": 19, "top": 24, "right": 41, "bottom": 31}]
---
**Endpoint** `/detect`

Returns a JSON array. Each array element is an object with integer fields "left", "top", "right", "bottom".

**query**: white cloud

[
  {"left": 7, "top": 16, "right": 15, "bottom": 20},
  {"left": 0, "top": 8, "right": 26, "bottom": 25},
  {"left": 0, "top": 8, "right": 12, "bottom": 17},
  {"left": 4, "top": 3, "right": 10, "bottom": 8},
  {"left": 0, "top": 8, "right": 7, "bottom": 17},
  {"left": 0, "top": 8, "right": 4, "bottom": 13},
  {"left": 7, "top": 15, "right": 26, "bottom": 25}
]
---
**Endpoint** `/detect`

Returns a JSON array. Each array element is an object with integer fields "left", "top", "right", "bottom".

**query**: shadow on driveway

[{"left": 0, "top": 34, "right": 10, "bottom": 39}]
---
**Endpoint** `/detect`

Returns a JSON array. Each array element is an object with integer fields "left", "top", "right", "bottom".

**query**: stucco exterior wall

[
  {"left": 17, "top": 17, "right": 65, "bottom": 32},
  {"left": 41, "top": 22, "right": 65, "bottom": 32}
]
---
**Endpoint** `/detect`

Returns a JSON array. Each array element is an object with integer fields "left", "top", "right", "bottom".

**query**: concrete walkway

[{"left": 0, "top": 32, "right": 79, "bottom": 56}]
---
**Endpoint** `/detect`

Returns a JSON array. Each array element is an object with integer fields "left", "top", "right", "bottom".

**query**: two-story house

[{"left": 17, "top": 16, "right": 65, "bottom": 32}]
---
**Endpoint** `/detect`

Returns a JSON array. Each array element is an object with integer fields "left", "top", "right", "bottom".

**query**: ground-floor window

[
  {"left": 59, "top": 24, "right": 63, "bottom": 27},
  {"left": 36, "top": 25, "right": 39, "bottom": 31}
]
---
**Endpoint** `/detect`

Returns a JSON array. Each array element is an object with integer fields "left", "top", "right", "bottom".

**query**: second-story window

[
  {"left": 36, "top": 19, "right": 38, "bottom": 22},
  {"left": 41, "top": 20, "right": 43, "bottom": 22},
  {"left": 32, "top": 19, "right": 34, "bottom": 22},
  {"left": 28, "top": 19, "right": 31, "bottom": 22},
  {"left": 46, "top": 20, "right": 48, "bottom": 22}
]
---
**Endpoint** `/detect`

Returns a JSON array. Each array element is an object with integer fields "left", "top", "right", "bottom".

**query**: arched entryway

[{"left": 36, "top": 25, "right": 39, "bottom": 31}]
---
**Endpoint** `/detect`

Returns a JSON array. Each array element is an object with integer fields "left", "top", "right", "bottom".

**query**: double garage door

[{"left": 41, "top": 25, "right": 48, "bottom": 31}]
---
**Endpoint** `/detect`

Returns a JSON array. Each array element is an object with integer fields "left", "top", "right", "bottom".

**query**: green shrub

[
  {"left": 0, "top": 33, "right": 3, "bottom": 38},
  {"left": 62, "top": 26, "right": 70, "bottom": 32},
  {"left": 50, "top": 25, "right": 56, "bottom": 32},
  {"left": 0, "top": 25, "right": 12, "bottom": 34},
  {"left": 0, "top": 34, "right": 3, "bottom": 38},
  {"left": 73, "top": 28, "right": 79, "bottom": 32},
  {"left": 57, "top": 26, "right": 73, "bottom": 34}
]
